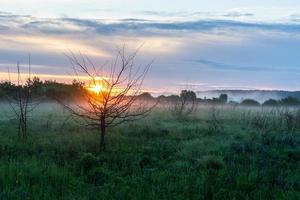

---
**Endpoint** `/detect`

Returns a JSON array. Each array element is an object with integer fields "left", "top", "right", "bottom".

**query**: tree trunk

[
  {"left": 18, "top": 117, "right": 21, "bottom": 138},
  {"left": 100, "top": 116, "right": 106, "bottom": 151}
]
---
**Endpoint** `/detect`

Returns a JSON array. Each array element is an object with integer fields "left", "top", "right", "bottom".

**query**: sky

[{"left": 1, "top": 0, "right": 300, "bottom": 94}]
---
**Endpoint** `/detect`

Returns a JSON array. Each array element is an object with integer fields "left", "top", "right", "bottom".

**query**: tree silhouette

[
  {"left": 280, "top": 96, "right": 300, "bottom": 106},
  {"left": 4, "top": 58, "right": 39, "bottom": 139},
  {"left": 171, "top": 90, "right": 197, "bottom": 119},
  {"left": 62, "top": 47, "right": 156, "bottom": 150},
  {"left": 219, "top": 94, "right": 228, "bottom": 104},
  {"left": 240, "top": 99, "right": 260, "bottom": 106},
  {"left": 262, "top": 99, "right": 278, "bottom": 107}
]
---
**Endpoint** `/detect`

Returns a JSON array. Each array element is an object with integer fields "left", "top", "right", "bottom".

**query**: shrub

[
  {"left": 78, "top": 153, "right": 99, "bottom": 172},
  {"left": 207, "top": 106, "right": 222, "bottom": 134},
  {"left": 240, "top": 99, "right": 260, "bottom": 106},
  {"left": 283, "top": 149, "right": 300, "bottom": 161},
  {"left": 86, "top": 166, "right": 112, "bottom": 185},
  {"left": 263, "top": 99, "right": 278, "bottom": 107},
  {"left": 280, "top": 97, "right": 300, "bottom": 106},
  {"left": 198, "top": 155, "right": 224, "bottom": 170}
]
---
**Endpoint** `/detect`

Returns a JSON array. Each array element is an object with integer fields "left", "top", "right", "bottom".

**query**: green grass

[{"left": 0, "top": 103, "right": 299, "bottom": 199}]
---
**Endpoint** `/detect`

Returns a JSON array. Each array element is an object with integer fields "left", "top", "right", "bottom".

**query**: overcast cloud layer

[{"left": 1, "top": 2, "right": 300, "bottom": 93}]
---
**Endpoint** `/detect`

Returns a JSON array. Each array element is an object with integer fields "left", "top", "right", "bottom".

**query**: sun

[
  {"left": 87, "top": 84, "right": 103, "bottom": 94},
  {"left": 85, "top": 77, "right": 107, "bottom": 95}
]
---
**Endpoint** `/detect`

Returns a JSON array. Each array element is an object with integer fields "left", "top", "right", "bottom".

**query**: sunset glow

[
  {"left": 1, "top": 1, "right": 300, "bottom": 91},
  {"left": 86, "top": 77, "right": 108, "bottom": 94},
  {"left": 87, "top": 84, "right": 103, "bottom": 94},
  {"left": 1, "top": 1, "right": 300, "bottom": 198}
]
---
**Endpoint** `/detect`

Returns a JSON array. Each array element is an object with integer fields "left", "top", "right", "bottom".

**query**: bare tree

[
  {"left": 5, "top": 56, "right": 38, "bottom": 138},
  {"left": 170, "top": 90, "right": 197, "bottom": 120},
  {"left": 63, "top": 47, "right": 156, "bottom": 150},
  {"left": 207, "top": 104, "right": 222, "bottom": 134}
]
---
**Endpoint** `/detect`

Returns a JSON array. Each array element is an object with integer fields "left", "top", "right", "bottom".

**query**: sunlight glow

[
  {"left": 0, "top": 35, "right": 109, "bottom": 57},
  {"left": 87, "top": 84, "right": 103, "bottom": 94},
  {"left": 86, "top": 77, "right": 108, "bottom": 94}
]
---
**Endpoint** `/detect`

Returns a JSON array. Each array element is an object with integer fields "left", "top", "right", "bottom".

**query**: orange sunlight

[
  {"left": 86, "top": 77, "right": 108, "bottom": 95},
  {"left": 87, "top": 84, "right": 103, "bottom": 94}
]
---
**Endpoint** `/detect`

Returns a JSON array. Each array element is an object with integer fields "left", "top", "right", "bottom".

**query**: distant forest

[
  {"left": 196, "top": 90, "right": 300, "bottom": 103},
  {"left": 1, "top": 77, "right": 300, "bottom": 106}
]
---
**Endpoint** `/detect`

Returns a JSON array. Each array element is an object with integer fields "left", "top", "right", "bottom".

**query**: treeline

[
  {"left": 157, "top": 91, "right": 300, "bottom": 106},
  {"left": 248, "top": 97, "right": 300, "bottom": 107},
  {"left": 226, "top": 97, "right": 300, "bottom": 107},
  {"left": 1, "top": 79, "right": 300, "bottom": 106},
  {"left": 156, "top": 92, "right": 228, "bottom": 104},
  {"left": 0, "top": 77, "right": 86, "bottom": 101}
]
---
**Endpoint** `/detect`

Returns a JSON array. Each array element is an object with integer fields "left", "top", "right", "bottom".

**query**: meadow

[{"left": 0, "top": 102, "right": 299, "bottom": 199}]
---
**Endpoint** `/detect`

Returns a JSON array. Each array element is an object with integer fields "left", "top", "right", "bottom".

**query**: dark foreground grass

[{"left": 0, "top": 104, "right": 299, "bottom": 199}]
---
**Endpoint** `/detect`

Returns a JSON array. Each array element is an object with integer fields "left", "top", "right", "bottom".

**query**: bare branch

[{"left": 62, "top": 46, "right": 156, "bottom": 150}]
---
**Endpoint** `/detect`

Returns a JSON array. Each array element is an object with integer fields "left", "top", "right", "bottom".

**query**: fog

[{"left": 196, "top": 90, "right": 300, "bottom": 103}]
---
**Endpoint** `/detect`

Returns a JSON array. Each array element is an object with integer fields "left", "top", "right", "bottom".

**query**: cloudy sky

[{"left": 1, "top": 0, "right": 300, "bottom": 93}]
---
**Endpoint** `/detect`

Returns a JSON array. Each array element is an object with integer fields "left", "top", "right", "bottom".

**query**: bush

[
  {"left": 86, "top": 166, "right": 112, "bottom": 185},
  {"left": 263, "top": 99, "right": 278, "bottom": 106},
  {"left": 198, "top": 155, "right": 224, "bottom": 170},
  {"left": 283, "top": 149, "right": 300, "bottom": 161},
  {"left": 240, "top": 99, "right": 260, "bottom": 106},
  {"left": 78, "top": 153, "right": 99, "bottom": 172},
  {"left": 280, "top": 97, "right": 300, "bottom": 106}
]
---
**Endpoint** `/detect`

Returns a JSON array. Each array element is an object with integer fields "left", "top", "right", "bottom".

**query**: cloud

[
  {"left": 141, "top": 10, "right": 205, "bottom": 17},
  {"left": 21, "top": 20, "right": 83, "bottom": 34},
  {"left": 0, "top": 34, "right": 109, "bottom": 57},
  {"left": 223, "top": 11, "right": 254, "bottom": 18},
  {"left": 142, "top": 10, "right": 255, "bottom": 19},
  {"left": 188, "top": 59, "right": 264, "bottom": 71},
  {"left": 0, "top": 25, "right": 9, "bottom": 30},
  {"left": 186, "top": 59, "right": 300, "bottom": 72},
  {"left": 288, "top": 14, "right": 300, "bottom": 23},
  {"left": 60, "top": 17, "right": 300, "bottom": 35},
  {"left": 1, "top": 11, "right": 300, "bottom": 90},
  {"left": 0, "top": 71, "right": 93, "bottom": 83},
  {"left": 1, "top": 11, "right": 300, "bottom": 38}
]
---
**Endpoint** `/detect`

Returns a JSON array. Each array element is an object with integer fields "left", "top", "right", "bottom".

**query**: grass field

[{"left": 0, "top": 103, "right": 299, "bottom": 199}]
